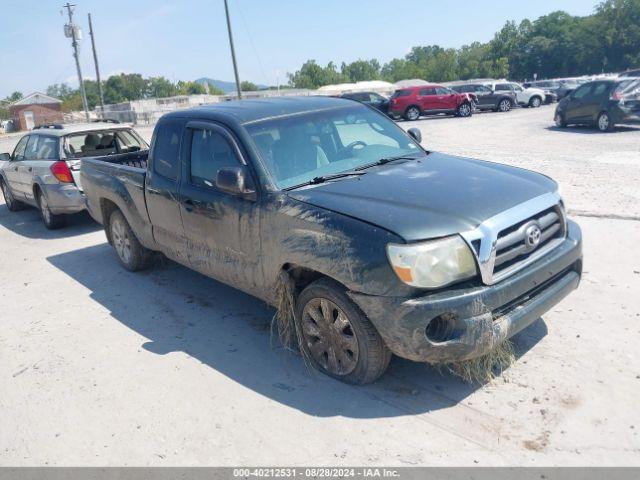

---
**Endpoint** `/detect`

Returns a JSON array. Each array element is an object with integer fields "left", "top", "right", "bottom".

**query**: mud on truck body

[{"left": 81, "top": 96, "right": 582, "bottom": 384}]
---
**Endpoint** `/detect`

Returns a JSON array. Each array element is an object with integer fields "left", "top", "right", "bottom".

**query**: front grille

[{"left": 493, "top": 206, "right": 565, "bottom": 276}]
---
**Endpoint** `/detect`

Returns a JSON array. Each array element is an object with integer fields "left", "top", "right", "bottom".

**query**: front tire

[
  {"left": 109, "top": 209, "right": 153, "bottom": 271},
  {"left": 403, "top": 106, "right": 420, "bottom": 121},
  {"left": 37, "top": 190, "right": 65, "bottom": 229},
  {"left": 529, "top": 96, "right": 542, "bottom": 108},
  {"left": 456, "top": 102, "right": 473, "bottom": 117},
  {"left": 597, "top": 111, "right": 614, "bottom": 132},
  {"left": 296, "top": 278, "right": 391, "bottom": 384},
  {"left": 0, "top": 178, "right": 24, "bottom": 212},
  {"left": 555, "top": 112, "right": 567, "bottom": 128}
]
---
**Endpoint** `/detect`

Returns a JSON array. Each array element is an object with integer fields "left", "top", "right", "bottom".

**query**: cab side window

[
  {"left": 12, "top": 136, "right": 29, "bottom": 161},
  {"left": 151, "top": 120, "right": 182, "bottom": 181},
  {"left": 189, "top": 128, "right": 241, "bottom": 189}
]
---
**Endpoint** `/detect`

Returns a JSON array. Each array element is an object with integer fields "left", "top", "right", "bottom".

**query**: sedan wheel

[
  {"left": 498, "top": 99, "right": 512, "bottom": 112},
  {"left": 38, "top": 191, "right": 64, "bottom": 229}
]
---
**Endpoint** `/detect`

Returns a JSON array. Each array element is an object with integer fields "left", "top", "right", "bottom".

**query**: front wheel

[
  {"left": 497, "top": 98, "right": 512, "bottom": 112},
  {"left": 554, "top": 112, "right": 567, "bottom": 128},
  {"left": 296, "top": 278, "right": 391, "bottom": 384},
  {"left": 109, "top": 210, "right": 153, "bottom": 271},
  {"left": 457, "top": 102, "right": 473, "bottom": 117},
  {"left": 37, "top": 190, "right": 65, "bottom": 229},
  {"left": 597, "top": 111, "right": 614, "bottom": 132},
  {"left": 529, "top": 96, "right": 542, "bottom": 108},
  {"left": 0, "top": 178, "right": 24, "bottom": 212},
  {"left": 403, "top": 106, "right": 420, "bottom": 121}
]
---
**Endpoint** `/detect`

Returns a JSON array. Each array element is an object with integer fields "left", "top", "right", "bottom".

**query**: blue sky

[{"left": 1, "top": 0, "right": 601, "bottom": 98}]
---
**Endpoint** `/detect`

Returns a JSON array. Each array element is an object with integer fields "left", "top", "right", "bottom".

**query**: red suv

[{"left": 388, "top": 84, "right": 475, "bottom": 120}]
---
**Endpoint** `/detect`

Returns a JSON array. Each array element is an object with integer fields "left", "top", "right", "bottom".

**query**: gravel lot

[{"left": 0, "top": 105, "right": 639, "bottom": 466}]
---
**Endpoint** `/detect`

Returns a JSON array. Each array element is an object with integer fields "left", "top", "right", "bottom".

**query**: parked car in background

[
  {"left": 80, "top": 96, "right": 582, "bottom": 384},
  {"left": 0, "top": 122, "right": 148, "bottom": 228},
  {"left": 554, "top": 78, "right": 640, "bottom": 132},
  {"left": 619, "top": 68, "right": 640, "bottom": 77},
  {"left": 388, "top": 85, "right": 475, "bottom": 120},
  {"left": 450, "top": 83, "right": 515, "bottom": 112},
  {"left": 525, "top": 80, "right": 579, "bottom": 100},
  {"left": 488, "top": 82, "right": 553, "bottom": 107},
  {"left": 340, "top": 91, "right": 389, "bottom": 114}
]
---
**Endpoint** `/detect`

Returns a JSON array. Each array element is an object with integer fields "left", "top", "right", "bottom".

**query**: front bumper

[
  {"left": 43, "top": 183, "right": 86, "bottom": 215},
  {"left": 349, "top": 220, "right": 582, "bottom": 363}
]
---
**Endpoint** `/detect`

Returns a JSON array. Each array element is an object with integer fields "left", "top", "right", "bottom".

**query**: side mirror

[
  {"left": 407, "top": 128, "right": 422, "bottom": 144},
  {"left": 0, "top": 153, "right": 10, "bottom": 162},
  {"left": 216, "top": 166, "right": 256, "bottom": 198}
]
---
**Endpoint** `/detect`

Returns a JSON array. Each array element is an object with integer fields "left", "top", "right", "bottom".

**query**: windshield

[{"left": 246, "top": 104, "right": 424, "bottom": 189}]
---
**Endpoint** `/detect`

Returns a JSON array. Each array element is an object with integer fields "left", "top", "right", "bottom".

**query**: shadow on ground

[
  {"left": 0, "top": 204, "right": 100, "bottom": 239},
  {"left": 47, "top": 243, "right": 547, "bottom": 419},
  {"left": 546, "top": 124, "right": 640, "bottom": 134}
]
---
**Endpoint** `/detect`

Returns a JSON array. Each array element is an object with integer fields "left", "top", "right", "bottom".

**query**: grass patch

[{"left": 441, "top": 339, "right": 516, "bottom": 384}]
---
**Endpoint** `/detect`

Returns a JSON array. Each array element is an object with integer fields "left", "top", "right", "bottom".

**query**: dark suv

[
  {"left": 450, "top": 83, "right": 516, "bottom": 112},
  {"left": 388, "top": 85, "right": 475, "bottom": 120},
  {"left": 340, "top": 91, "right": 389, "bottom": 114},
  {"left": 554, "top": 78, "right": 640, "bottom": 131}
]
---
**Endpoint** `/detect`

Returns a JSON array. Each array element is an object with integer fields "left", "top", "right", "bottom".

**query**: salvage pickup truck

[{"left": 81, "top": 97, "right": 582, "bottom": 384}]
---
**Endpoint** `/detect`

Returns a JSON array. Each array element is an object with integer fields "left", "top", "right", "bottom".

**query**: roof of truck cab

[{"left": 163, "top": 96, "right": 359, "bottom": 125}]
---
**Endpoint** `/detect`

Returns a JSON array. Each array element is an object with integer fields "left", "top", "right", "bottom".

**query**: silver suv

[{"left": 0, "top": 122, "right": 148, "bottom": 229}]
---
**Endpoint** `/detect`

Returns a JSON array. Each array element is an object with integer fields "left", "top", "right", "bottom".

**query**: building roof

[
  {"left": 10, "top": 92, "right": 62, "bottom": 106},
  {"left": 164, "top": 96, "right": 359, "bottom": 125}
]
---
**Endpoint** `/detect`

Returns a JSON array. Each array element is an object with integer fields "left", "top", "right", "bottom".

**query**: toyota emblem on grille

[{"left": 524, "top": 223, "right": 542, "bottom": 250}]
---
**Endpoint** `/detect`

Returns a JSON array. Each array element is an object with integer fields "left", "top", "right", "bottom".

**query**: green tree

[
  {"left": 240, "top": 80, "right": 259, "bottom": 91},
  {"left": 341, "top": 59, "right": 381, "bottom": 82},
  {"left": 288, "top": 60, "right": 348, "bottom": 88},
  {"left": 147, "top": 77, "right": 177, "bottom": 98},
  {"left": 176, "top": 81, "right": 206, "bottom": 95},
  {"left": 206, "top": 82, "right": 226, "bottom": 95}
]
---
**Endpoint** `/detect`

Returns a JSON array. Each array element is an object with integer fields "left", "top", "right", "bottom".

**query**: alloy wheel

[
  {"left": 499, "top": 99, "right": 511, "bottom": 112},
  {"left": 532, "top": 97, "right": 541, "bottom": 107},
  {"left": 1, "top": 182, "right": 13, "bottom": 208},
  {"left": 459, "top": 103, "right": 471, "bottom": 117},
  {"left": 598, "top": 113, "right": 610, "bottom": 132},
  {"left": 406, "top": 107, "right": 420, "bottom": 121},
  {"left": 301, "top": 297, "right": 359, "bottom": 376},
  {"left": 39, "top": 194, "right": 52, "bottom": 225}
]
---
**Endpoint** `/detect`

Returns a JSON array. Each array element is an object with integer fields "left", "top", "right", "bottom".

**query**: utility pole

[
  {"left": 88, "top": 13, "right": 104, "bottom": 112},
  {"left": 223, "top": 0, "right": 242, "bottom": 99},
  {"left": 63, "top": 3, "right": 89, "bottom": 120}
]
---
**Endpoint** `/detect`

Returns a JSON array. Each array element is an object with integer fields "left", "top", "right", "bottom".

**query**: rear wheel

[
  {"left": 109, "top": 209, "right": 153, "bottom": 271},
  {"left": 296, "top": 278, "right": 391, "bottom": 384},
  {"left": 497, "top": 98, "right": 512, "bottom": 112},
  {"left": 0, "top": 178, "right": 24, "bottom": 212},
  {"left": 597, "top": 111, "right": 614, "bottom": 132},
  {"left": 37, "top": 190, "right": 65, "bottom": 229},
  {"left": 404, "top": 106, "right": 420, "bottom": 121},
  {"left": 529, "top": 96, "right": 542, "bottom": 108},
  {"left": 457, "top": 102, "right": 472, "bottom": 117}
]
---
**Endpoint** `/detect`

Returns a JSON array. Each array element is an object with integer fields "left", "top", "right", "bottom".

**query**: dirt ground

[{"left": 0, "top": 105, "right": 639, "bottom": 466}]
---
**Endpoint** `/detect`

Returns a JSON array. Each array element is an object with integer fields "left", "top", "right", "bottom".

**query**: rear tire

[
  {"left": 109, "top": 209, "right": 153, "bottom": 271},
  {"left": 296, "top": 278, "right": 391, "bottom": 385},
  {"left": 0, "top": 178, "right": 24, "bottom": 212},
  {"left": 37, "top": 190, "right": 65, "bottom": 229},
  {"left": 403, "top": 106, "right": 420, "bottom": 121},
  {"left": 597, "top": 111, "right": 614, "bottom": 132}
]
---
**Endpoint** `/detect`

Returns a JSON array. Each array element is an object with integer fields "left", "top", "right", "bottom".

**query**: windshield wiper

[
  {"left": 354, "top": 154, "right": 421, "bottom": 171},
  {"left": 284, "top": 171, "right": 366, "bottom": 190}
]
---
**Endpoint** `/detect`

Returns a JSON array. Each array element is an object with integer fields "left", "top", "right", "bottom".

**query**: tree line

[{"left": 288, "top": 0, "right": 640, "bottom": 88}]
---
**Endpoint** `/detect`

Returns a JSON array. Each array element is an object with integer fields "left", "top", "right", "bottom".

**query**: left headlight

[{"left": 387, "top": 236, "right": 478, "bottom": 289}]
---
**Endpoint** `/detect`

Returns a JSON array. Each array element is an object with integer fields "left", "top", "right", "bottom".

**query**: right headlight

[{"left": 387, "top": 236, "right": 478, "bottom": 289}]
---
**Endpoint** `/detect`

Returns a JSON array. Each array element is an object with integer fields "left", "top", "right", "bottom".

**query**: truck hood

[{"left": 287, "top": 152, "right": 557, "bottom": 241}]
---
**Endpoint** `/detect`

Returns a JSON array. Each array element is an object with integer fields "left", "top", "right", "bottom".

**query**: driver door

[{"left": 5, "top": 135, "right": 30, "bottom": 199}]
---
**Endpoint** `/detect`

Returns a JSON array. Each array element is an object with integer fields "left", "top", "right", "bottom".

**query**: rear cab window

[{"left": 64, "top": 129, "right": 147, "bottom": 158}]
